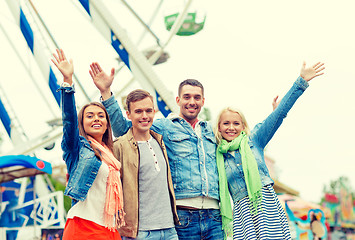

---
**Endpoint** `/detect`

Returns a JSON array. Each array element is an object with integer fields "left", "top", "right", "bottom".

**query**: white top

[
  {"left": 176, "top": 196, "right": 220, "bottom": 209},
  {"left": 67, "top": 162, "right": 112, "bottom": 226}
]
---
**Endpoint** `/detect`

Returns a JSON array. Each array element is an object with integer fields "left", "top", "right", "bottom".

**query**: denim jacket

[
  {"left": 59, "top": 86, "right": 120, "bottom": 206},
  {"left": 224, "top": 76, "right": 309, "bottom": 203},
  {"left": 103, "top": 98, "right": 220, "bottom": 201}
]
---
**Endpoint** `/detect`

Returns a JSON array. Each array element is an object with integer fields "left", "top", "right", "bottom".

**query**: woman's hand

[
  {"left": 272, "top": 96, "right": 279, "bottom": 111},
  {"left": 300, "top": 62, "right": 325, "bottom": 82},
  {"left": 51, "top": 49, "right": 74, "bottom": 85}
]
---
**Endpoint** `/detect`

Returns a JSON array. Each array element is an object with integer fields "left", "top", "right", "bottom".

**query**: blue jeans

[
  {"left": 175, "top": 209, "right": 224, "bottom": 240},
  {"left": 122, "top": 227, "right": 178, "bottom": 240}
]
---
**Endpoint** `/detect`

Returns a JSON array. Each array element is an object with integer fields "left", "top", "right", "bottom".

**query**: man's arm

[
  {"left": 89, "top": 62, "right": 131, "bottom": 137},
  {"left": 102, "top": 94, "right": 131, "bottom": 137}
]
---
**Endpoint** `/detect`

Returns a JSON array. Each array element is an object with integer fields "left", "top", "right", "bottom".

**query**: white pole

[
  {"left": 0, "top": 22, "right": 58, "bottom": 118},
  {"left": 88, "top": 0, "right": 179, "bottom": 113},
  {"left": 26, "top": 0, "right": 92, "bottom": 103}
]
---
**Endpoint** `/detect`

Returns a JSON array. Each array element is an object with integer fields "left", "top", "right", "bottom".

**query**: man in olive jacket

[{"left": 112, "top": 89, "right": 179, "bottom": 239}]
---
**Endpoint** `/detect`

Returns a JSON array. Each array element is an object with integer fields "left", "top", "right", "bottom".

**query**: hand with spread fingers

[
  {"left": 89, "top": 62, "right": 115, "bottom": 100},
  {"left": 51, "top": 49, "right": 74, "bottom": 85},
  {"left": 300, "top": 62, "right": 325, "bottom": 82}
]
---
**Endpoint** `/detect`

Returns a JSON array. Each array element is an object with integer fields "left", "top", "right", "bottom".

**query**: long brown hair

[{"left": 77, "top": 102, "right": 113, "bottom": 156}]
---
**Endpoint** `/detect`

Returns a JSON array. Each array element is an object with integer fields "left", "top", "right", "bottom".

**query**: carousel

[{"left": 0, "top": 155, "right": 65, "bottom": 240}]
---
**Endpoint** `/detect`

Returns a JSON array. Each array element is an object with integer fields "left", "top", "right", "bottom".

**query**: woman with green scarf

[{"left": 214, "top": 62, "right": 325, "bottom": 239}]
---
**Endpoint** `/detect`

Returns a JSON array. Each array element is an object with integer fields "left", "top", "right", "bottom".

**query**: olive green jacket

[{"left": 113, "top": 128, "right": 179, "bottom": 238}]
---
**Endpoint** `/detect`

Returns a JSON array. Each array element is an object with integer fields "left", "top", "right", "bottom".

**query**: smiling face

[
  {"left": 82, "top": 105, "right": 108, "bottom": 142},
  {"left": 176, "top": 85, "right": 205, "bottom": 124},
  {"left": 218, "top": 110, "right": 245, "bottom": 142},
  {"left": 127, "top": 97, "right": 155, "bottom": 138}
]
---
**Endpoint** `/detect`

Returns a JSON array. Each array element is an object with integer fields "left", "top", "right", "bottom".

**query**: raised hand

[
  {"left": 51, "top": 49, "right": 74, "bottom": 84},
  {"left": 89, "top": 62, "right": 115, "bottom": 100},
  {"left": 300, "top": 62, "right": 325, "bottom": 82},
  {"left": 272, "top": 96, "right": 279, "bottom": 111}
]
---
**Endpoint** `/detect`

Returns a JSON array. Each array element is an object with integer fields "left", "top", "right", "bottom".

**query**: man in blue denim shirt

[{"left": 90, "top": 63, "right": 223, "bottom": 240}]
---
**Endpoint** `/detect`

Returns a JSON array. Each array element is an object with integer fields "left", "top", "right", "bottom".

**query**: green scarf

[
  {"left": 216, "top": 144, "right": 233, "bottom": 239},
  {"left": 217, "top": 131, "right": 262, "bottom": 218}
]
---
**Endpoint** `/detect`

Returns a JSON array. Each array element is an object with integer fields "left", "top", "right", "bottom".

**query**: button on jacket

[
  {"left": 224, "top": 76, "right": 309, "bottom": 203},
  {"left": 113, "top": 128, "right": 179, "bottom": 238}
]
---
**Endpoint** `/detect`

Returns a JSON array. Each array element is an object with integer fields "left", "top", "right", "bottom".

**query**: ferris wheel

[
  {"left": 0, "top": 0, "right": 207, "bottom": 157},
  {"left": 0, "top": 1, "right": 207, "bottom": 238}
]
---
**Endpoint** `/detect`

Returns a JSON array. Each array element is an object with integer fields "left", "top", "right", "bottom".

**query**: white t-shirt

[{"left": 67, "top": 162, "right": 113, "bottom": 226}]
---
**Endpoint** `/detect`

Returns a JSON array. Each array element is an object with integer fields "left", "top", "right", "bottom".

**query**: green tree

[
  {"left": 47, "top": 174, "right": 71, "bottom": 213},
  {"left": 321, "top": 176, "right": 355, "bottom": 203}
]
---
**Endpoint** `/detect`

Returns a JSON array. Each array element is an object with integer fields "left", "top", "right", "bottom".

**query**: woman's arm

[
  {"left": 253, "top": 62, "right": 325, "bottom": 148},
  {"left": 52, "top": 49, "right": 79, "bottom": 165},
  {"left": 59, "top": 85, "right": 79, "bottom": 154}
]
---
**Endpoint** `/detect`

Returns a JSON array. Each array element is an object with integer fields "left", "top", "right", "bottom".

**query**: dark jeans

[{"left": 175, "top": 209, "right": 224, "bottom": 240}]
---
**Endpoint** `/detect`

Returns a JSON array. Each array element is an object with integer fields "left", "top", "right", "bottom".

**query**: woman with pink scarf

[{"left": 52, "top": 49, "right": 124, "bottom": 240}]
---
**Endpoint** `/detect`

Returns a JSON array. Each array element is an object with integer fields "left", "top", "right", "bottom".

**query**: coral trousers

[{"left": 63, "top": 217, "right": 121, "bottom": 240}]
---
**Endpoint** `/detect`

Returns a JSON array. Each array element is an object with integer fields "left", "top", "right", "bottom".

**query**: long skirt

[
  {"left": 232, "top": 184, "right": 291, "bottom": 240},
  {"left": 62, "top": 217, "right": 121, "bottom": 240}
]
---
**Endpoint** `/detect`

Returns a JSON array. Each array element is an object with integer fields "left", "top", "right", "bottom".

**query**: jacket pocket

[
  {"left": 224, "top": 155, "right": 246, "bottom": 195},
  {"left": 79, "top": 143, "right": 96, "bottom": 159},
  {"left": 167, "top": 133, "right": 193, "bottom": 158}
]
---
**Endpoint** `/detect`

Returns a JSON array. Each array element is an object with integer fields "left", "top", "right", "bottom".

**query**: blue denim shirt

[
  {"left": 103, "top": 99, "right": 220, "bottom": 201},
  {"left": 224, "top": 76, "right": 309, "bottom": 203},
  {"left": 59, "top": 86, "right": 117, "bottom": 206}
]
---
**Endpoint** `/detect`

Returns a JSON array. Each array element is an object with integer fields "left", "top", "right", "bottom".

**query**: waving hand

[
  {"left": 51, "top": 49, "right": 74, "bottom": 85},
  {"left": 89, "top": 62, "right": 115, "bottom": 100},
  {"left": 300, "top": 62, "right": 325, "bottom": 82}
]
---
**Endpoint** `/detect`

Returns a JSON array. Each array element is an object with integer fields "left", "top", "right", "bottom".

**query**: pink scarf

[{"left": 87, "top": 136, "right": 125, "bottom": 230}]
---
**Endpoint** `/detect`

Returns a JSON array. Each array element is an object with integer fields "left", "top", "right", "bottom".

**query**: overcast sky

[{"left": 0, "top": 0, "right": 354, "bottom": 203}]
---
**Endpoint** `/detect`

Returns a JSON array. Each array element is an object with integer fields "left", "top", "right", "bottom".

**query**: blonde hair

[{"left": 214, "top": 107, "right": 250, "bottom": 144}]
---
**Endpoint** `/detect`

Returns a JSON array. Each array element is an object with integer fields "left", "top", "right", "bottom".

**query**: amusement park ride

[
  {"left": 0, "top": 0, "right": 206, "bottom": 239},
  {"left": 0, "top": 1, "right": 339, "bottom": 239}
]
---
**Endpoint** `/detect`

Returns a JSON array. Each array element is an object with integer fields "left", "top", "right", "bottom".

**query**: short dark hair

[
  {"left": 178, "top": 79, "right": 204, "bottom": 96},
  {"left": 126, "top": 89, "right": 154, "bottom": 112}
]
